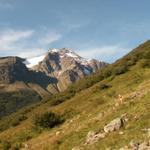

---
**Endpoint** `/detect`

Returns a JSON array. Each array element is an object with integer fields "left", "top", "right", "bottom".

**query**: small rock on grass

[{"left": 104, "top": 117, "right": 123, "bottom": 133}]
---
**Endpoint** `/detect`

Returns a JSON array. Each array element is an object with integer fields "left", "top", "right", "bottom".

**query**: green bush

[
  {"left": 102, "top": 67, "right": 112, "bottom": 78},
  {"left": 112, "top": 65, "right": 128, "bottom": 75},
  {"left": 62, "top": 108, "right": 78, "bottom": 119},
  {"left": 142, "top": 50, "right": 150, "bottom": 59},
  {"left": 0, "top": 90, "right": 41, "bottom": 118},
  {"left": 17, "top": 132, "right": 32, "bottom": 142},
  {"left": 11, "top": 115, "right": 27, "bottom": 127},
  {"left": 99, "top": 83, "right": 111, "bottom": 90},
  {"left": 2, "top": 141, "right": 11, "bottom": 150},
  {"left": 139, "top": 59, "right": 150, "bottom": 68},
  {"left": 12, "top": 143, "right": 22, "bottom": 150},
  {"left": 126, "top": 56, "right": 137, "bottom": 66},
  {"left": 33, "top": 112, "right": 64, "bottom": 129}
]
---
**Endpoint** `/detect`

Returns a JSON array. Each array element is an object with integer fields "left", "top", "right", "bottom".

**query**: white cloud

[
  {"left": 0, "top": 29, "right": 34, "bottom": 51},
  {"left": 78, "top": 45, "right": 130, "bottom": 62},
  {"left": 39, "top": 32, "right": 62, "bottom": 45},
  {"left": 17, "top": 48, "right": 46, "bottom": 58},
  {"left": 78, "top": 45, "right": 119, "bottom": 58},
  {"left": 0, "top": 28, "right": 62, "bottom": 58}
]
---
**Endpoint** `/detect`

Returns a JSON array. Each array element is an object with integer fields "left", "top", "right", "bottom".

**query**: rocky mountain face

[
  {"left": 0, "top": 57, "right": 51, "bottom": 117},
  {"left": 0, "top": 49, "right": 107, "bottom": 93},
  {"left": 26, "top": 48, "right": 107, "bottom": 91},
  {"left": 0, "top": 41, "right": 150, "bottom": 149},
  {"left": 0, "top": 56, "right": 53, "bottom": 96},
  {"left": 0, "top": 49, "right": 107, "bottom": 117},
  {"left": 0, "top": 57, "right": 28, "bottom": 84}
]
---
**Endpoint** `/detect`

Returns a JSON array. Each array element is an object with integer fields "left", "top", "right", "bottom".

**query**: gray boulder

[
  {"left": 85, "top": 130, "right": 106, "bottom": 145},
  {"left": 104, "top": 117, "right": 123, "bottom": 133},
  {"left": 138, "top": 141, "right": 150, "bottom": 150}
]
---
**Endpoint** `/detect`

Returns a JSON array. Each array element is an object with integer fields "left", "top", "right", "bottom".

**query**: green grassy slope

[
  {"left": 0, "top": 40, "right": 150, "bottom": 150},
  {"left": 0, "top": 90, "right": 41, "bottom": 118}
]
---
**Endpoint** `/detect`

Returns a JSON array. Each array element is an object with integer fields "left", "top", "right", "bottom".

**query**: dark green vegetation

[
  {"left": 0, "top": 40, "right": 150, "bottom": 150},
  {"left": 0, "top": 90, "right": 41, "bottom": 118},
  {"left": 33, "top": 112, "right": 64, "bottom": 129}
]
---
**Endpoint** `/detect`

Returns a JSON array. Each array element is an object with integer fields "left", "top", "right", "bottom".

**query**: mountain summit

[
  {"left": 24, "top": 48, "right": 107, "bottom": 91},
  {"left": 0, "top": 48, "right": 107, "bottom": 117},
  {"left": 0, "top": 40, "right": 150, "bottom": 149}
]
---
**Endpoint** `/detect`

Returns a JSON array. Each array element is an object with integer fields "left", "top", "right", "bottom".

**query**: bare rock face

[
  {"left": 119, "top": 140, "right": 150, "bottom": 150},
  {"left": 0, "top": 49, "right": 107, "bottom": 117},
  {"left": 27, "top": 48, "right": 108, "bottom": 91},
  {"left": 89, "top": 59, "right": 107, "bottom": 72},
  {"left": 0, "top": 57, "right": 29, "bottom": 84},
  {"left": 0, "top": 57, "right": 52, "bottom": 117},
  {"left": 85, "top": 130, "right": 106, "bottom": 145},
  {"left": 138, "top": 141, "right": 150, "bottom": 150},
  {"left": 57, "top": 70, "right": 80, "bottom": 91},
  {"left": 104, "top": 118, "right": 124, "bottom": 133},
  {"left": 33, "top": 52, "right": 61, "bottom": 75},
  {"left": 0, "top": 57, "right": 53, "bottom": 97}
]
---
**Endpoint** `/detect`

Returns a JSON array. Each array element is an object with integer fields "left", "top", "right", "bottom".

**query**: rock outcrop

[
  {"left": 0, "top": 56, "right": 52, "bottom": 98},
  {"left": 104, "top": 117, "right": 124, "bottom": 133},
  {"left": 26, "top": 48, "right": 108, "bottom": 91},
  {"left": 85, "top": 130, "right": 106, "bottom": 145},
  {"left": 0, "top": 57, "right": 29, "bottom": 84},
  {"left": 120, "top": 140, "right": 150, "bottom": 150},
  {"left": 72, "top": 116, "right": 126, "bottom": 149},
  {"left": 0, "top": 49, "right": 107, "bottom": 117}
]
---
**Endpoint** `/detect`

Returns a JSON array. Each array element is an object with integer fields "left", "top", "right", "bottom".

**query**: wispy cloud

[
  {"left": 0, "top": 29, "right": 34, "bottom": 51},
  {"left": 17, "top": 48, "right": 46, "bottom": 58},
  {"left": 39, "top": 32, "right": 62, "bottom": 45},
  {"left": 0, "top": 28, "right": 62, "bottom": 58},
  {"left": 78, "top": 45, "right": 130, "bottom": 62}
]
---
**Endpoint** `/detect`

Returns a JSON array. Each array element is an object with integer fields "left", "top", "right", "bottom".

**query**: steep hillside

[
  {"left": 0, "top": 50, "right": 107, "bottom": 118},
  {"left": 26, "top": 48, "right": 107, "bottom": 91},
  {"left": 0, "top": 57, "right": 52, "bottom": 117},
  {"left": 0, "top": 40, "right": 150, "bottom": 150}
]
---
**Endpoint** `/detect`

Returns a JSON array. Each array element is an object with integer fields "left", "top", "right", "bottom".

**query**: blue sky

[{"left": 0, "top": 0, "right": 150, "bottom": 62}]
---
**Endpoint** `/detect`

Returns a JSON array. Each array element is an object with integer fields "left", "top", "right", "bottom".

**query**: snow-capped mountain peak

[
  {"left": 48, "top": 48, "right": 59, "bottom": 53},
  {"left": 22, "top": 48, "right": 107, "bottom": 91},
  {"left": 60, "top": 48, "right": 82, "bottom": 59},
  {"left": 24, "top": 54, "right": 46, "bottom": 68},
  {"left": 24, "top": 48, "right": 107, "bottom": 79}
]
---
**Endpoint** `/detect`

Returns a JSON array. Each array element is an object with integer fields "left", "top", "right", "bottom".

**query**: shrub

[
  {"left": 17, "top": 132, "right": 32, "bottom": 142},
  {"left": 12, "top": 143, "right": 22, "bottom": 150},
  {"left": 102, "top": 67, "right": 112, "bottom": 78},
  {"left": 139, "top": 59, "right": 150, "bottom": 68},
  {"left": 50, "top": 99, "right": 64, "bottom": 106},
  {"left": 126, "top": 56, "right": 137, "bottom": 66},
  {"left": 62, "top": 108, "right": 78, "bottom": 119},
  {"left": 2, "top": 141, "right": 11, "bottom": 150},
  {"left": 33, "top": 112, "right": 64, "bottom": 129},
  {"left": 142, "top": 50, "right": 150, "bottom": 59},
  {"left": 11, "top": 115, "right": 27, "bottom": 127},
  {"left": 99, "top": 83, "right": 111, "bottom": 90},
  {"left": 112, "top": 65, "right": 128, "bottom": 75},
  {"left": 94, "top": 83, "right": 111, "bottom": 93},
  {"left": 107, "top": 89, "right": 116, "bottom": 97}
]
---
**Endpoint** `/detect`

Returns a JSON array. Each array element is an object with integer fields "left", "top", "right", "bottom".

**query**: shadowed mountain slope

[
  {"left": 0, "top": 40, "right": 149, "bottom": 149},
  {"left": 0, "top": 49, "right": 107, "bottom": 118}
]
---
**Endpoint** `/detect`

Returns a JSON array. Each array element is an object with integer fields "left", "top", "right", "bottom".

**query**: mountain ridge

[
  {"left": 0, "top": 40, "right": 149, "bottom": 150},
  {"left": 0, "top": 48, "right": 107, "bottom": 117},
  {"left": 28, "top": 48, "right": 107, "bottom": 91}
]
